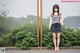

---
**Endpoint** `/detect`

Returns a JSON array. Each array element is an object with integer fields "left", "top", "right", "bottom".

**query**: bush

[
  {"left": 0, "top": 33, "right": 15, "bottom": 47},
  {"left": 42, "top": 32, "right": 53, "bottom": 47},
  {"left": 16, "top": 31, "right": 38, "bottom": 49},
  {"left": 0, "top": 23, "right": 80, "bottom": 49},
  {"left": 0, "top": 23, "right": 38, "bottom": 48},
  {"left": 11, "top": 23, "right": 38, "bottom": 49},
  {"left": 60, "top": 26, "right": 80, "bottom": 47},
  {"left": 42, "top": 25, "right": 80, "bottom": 48}
]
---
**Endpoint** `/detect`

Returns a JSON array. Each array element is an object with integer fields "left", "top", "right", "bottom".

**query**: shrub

[
  {"left": 0, "top": 23, "right": 80, "bottom": 49},
  {"left": 0, "top": 33, "right": 15, "bottom": 47},
  {"left": 16, "top": 31, "right": 38, "bottom": 49},
  {"left": 42, "top": 32, "right": 53, "bottom": 47},
  {"left": 42, "top": 25, "right": 80, "bottom": 48}
]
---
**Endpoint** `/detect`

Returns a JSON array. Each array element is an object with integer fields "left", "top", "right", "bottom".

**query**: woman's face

[{"left": 54, "top": 8, "right": 58, "bottom": 12}]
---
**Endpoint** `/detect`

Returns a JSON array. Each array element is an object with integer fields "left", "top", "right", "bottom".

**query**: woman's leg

[
  {"left": 56, "top": 32, "right": 61, "bottom": 51},
  {"left": 52, "top": 32, "right": 57, "bottom": 51}
]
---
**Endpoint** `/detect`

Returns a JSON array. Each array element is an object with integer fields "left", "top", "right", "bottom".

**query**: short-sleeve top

[{"left": 50, "top": 13, "right": 61, "bottom": 24}]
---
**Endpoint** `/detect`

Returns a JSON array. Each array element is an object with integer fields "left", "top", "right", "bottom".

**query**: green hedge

[
  {"left": 42, "top": 25, "right": 80, "bottom": 48},
  {"left": 16, "top": 31, "right": 38, "bottom": 49},
  {"left": 0, "top": 33, "right": 15, "bottom": 47},
  {"left": 0, "top": 23, "right": 80, "bottom": 49}
]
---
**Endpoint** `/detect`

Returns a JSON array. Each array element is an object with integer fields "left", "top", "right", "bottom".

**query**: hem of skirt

[{"left": 51, "top": 31, "right": 62, "bottom": 33}]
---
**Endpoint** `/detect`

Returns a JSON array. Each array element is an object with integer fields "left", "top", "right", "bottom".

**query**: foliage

[{"left": 0, "top": 23, "right": 80, "bottom": 49}]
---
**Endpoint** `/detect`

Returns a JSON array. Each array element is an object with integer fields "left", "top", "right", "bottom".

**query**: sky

[{"left": 0, "top": 0, "right": 80, "bottom": 19}]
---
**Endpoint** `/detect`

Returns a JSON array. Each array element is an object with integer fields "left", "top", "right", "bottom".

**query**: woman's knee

[
  {"left": 52, "top": 33, "right": 56, "bottom": 39},
  {"left": 57, "top": 33, "right": 60, "bottom": 39}
]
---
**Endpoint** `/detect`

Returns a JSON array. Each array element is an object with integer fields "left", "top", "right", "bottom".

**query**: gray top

[{"left": 51, "top": 15, "right": 60, "bottom": 24}]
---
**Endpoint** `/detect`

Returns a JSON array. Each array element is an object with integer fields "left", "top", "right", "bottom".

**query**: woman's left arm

[{"left": 59, "top": 13, "right": 63, "bottom": 25}]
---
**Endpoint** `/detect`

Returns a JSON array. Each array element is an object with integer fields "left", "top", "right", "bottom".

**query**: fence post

[
  {"left": 40, "top": 0, "right": 42, "bottom": 47},
  {"left": 36, "top": 0, "right": 39, "bottom": 46}
]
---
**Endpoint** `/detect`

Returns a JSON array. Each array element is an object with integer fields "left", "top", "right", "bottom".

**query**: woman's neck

[{"left": 54, "top": 12, "right": 58, "bottom": 16}]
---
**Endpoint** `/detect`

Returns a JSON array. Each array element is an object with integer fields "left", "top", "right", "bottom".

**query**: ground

[{"left": 6, "top": 49, "right": 80, "bottom": 53}]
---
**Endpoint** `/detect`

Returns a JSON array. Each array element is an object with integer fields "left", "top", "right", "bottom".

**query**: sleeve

[
  {"left": 59, "top": 13, "right": 62, "bottom": 17},
  {"left": 51, "top": 13, "right": 53, "bottom": 17}
]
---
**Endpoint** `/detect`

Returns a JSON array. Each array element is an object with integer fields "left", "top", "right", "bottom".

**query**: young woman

[{"left": 49, "top": 4, "right": 63, "bottom": 52}]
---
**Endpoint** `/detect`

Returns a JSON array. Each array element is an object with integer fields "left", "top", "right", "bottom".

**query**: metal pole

[
  {"left": 36, "top": 0, "right": 39, "bottom": 46},
  {"left": 40, "top": 0, "right": 42, "bottom": 47}
]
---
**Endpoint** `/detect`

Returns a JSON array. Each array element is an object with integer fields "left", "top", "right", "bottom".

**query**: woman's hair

[{"left": 52, "top": 4, "right": 59, "bottom": 16}]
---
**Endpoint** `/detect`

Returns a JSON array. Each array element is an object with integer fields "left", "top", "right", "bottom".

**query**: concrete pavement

[{"left": 6, "top": 49, "right": 80, "bottom": 53}]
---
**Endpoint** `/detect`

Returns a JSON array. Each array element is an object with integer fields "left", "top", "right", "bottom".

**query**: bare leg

[
  {"left": 56, "top": 32, "right": 61, "bottom": 51},
  {"left": 52, "top": 32, "right": 57, "bottom": 51}
]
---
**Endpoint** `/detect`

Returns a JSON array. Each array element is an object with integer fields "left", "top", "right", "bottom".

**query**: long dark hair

[{"left": 52, "top": 4, "right": 59, "bottom": 16}]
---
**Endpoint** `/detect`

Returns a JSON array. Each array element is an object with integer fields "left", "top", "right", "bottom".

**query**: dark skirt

[{"left": 51, "top": 23, "right": 62, "bottom": 33}]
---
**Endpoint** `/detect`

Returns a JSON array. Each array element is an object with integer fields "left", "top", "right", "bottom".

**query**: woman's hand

[{"left": 58, "top": 19, "right": 63, "bottom": 25}]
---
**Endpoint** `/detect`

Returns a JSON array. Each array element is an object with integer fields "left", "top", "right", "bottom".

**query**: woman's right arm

[{"left": 49, "top": 16, "right": 52, "bottom": 30}]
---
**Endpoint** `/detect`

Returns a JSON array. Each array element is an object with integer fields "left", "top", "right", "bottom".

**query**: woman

[{"left": 49, "top": 4, "right": 63, "bottom": 52}]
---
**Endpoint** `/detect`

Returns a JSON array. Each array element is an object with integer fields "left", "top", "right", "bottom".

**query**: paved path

[{"left": 6, "top": 49, "right": 80, "bottom": 53}]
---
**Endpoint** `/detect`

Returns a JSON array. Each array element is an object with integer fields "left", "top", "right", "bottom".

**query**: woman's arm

[
  {"left": 59, "top": 13, "right": 63, "bottom": 25},
  {"left": 49, "top": 16, "right": 52, "bottom": 30}
]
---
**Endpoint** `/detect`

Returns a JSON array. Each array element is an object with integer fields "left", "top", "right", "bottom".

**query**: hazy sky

[{"left": 0, "top": 0, "right": 80, "bottom": 18}]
